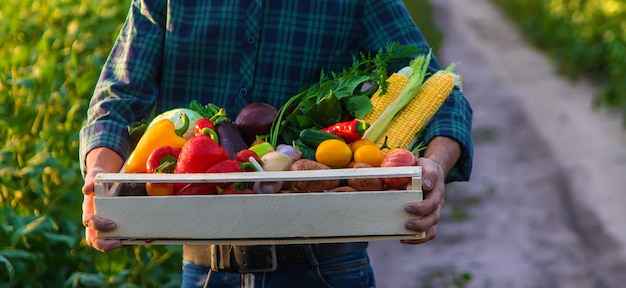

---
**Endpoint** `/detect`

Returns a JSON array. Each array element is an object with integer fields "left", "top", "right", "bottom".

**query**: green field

[{"left": 491, "top": 0, "right": 626, "bottom": 116}]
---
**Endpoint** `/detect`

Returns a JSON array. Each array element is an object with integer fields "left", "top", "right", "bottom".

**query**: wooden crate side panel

[{"left": 94, "top": 191, "right": 422, "bottom": 240}]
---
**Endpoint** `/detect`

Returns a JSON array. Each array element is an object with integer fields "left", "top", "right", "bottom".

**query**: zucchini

[
  {"left": 298, "top": 128, "right": 344, "bottom": 148},
  {"left": 293, "top": 139, "right": 316, "bottom": 160}
]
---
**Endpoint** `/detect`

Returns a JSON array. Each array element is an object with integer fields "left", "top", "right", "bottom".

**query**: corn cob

[
  {"left": 362, "top": 73, "right": 409, "bottom": 124},
  {"left": 375, "top": 68, "right": 456, "bottom": 149},
  {"left": 362, "top": 52, "right": 431, "bottom": 143}
]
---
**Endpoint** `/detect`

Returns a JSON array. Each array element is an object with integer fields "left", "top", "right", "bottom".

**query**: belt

[{"left": 183, "top": 243, "right": 368, "bottom": 273}]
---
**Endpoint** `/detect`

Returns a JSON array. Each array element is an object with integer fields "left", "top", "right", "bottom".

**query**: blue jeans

[{"left": 181, "top": 250, "right": 376, "bottom": 288}]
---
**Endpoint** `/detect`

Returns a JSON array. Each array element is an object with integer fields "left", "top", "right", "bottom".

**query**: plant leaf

[
  {"left": 11, "top": 216, "right": 57, "bottom": 247},
  {"left": 317, "top": 75, "right": 371, "bottom": 100},
  {"left": 0, "top": 254, "right": 15, "bottom": 280},
  {"left": 95, "top": 248, "right": 128, "bottom": 277},
  {"left": 41, "top": 232, "right": 77, "bottom": 248},
  {"left": 309, "top": 92, "right": 342, "bottom": 127},
  {"left": 341, "top": 94, "right": 373, "bottom": 119},
  {"left": 64, "top": 272, "right": 105, "bottom": 287}
]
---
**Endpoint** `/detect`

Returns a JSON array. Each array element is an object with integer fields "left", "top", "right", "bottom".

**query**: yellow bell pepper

[{"left": 125, "top": 113, "right": 189, "bottom": 173}]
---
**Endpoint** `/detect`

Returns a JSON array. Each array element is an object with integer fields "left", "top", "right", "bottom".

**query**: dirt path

[{"left": 367, "top": 0, "right": 626, "bottom": 287}]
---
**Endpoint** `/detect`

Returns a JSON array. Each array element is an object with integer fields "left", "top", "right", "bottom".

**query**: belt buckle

[{"left": 234, "top": 245, "right": 278, "bottom": 273}]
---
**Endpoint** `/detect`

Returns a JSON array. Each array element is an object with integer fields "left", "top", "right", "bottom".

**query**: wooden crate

[{"left": 93, "top": 166, "right": 424, "bottom": 245}]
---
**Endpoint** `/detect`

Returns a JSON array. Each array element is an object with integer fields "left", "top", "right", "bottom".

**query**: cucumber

[
  {"left": 293, "top": 139, "right": 317, "bottom": 160},
  {"left": 298, "top": 128, "right": 344, "bottom": 148}
]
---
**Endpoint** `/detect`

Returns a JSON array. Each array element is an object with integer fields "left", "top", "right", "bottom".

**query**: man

[{"left": 80, "top": 0, "right": 473, "bottom": 287}]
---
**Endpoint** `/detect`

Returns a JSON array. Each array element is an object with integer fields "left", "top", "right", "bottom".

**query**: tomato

[
  {"left": 315, "top": 139, "right": 352, "bottom": 168},
  {"left": 348, "top": 138, "right": 376, "bottom": 154},
  {"left": 353, "top": 144, "right": 385, "bottom": 167},
  {"left": 146, "top": 182, "right": 175, "bottom": 196},
  {"left": 380, "top": 149, "right": 417, "bottom": 189}
]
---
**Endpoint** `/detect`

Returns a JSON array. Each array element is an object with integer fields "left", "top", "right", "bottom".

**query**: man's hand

[
  {"left": 82, "top": 148, "right": 124, "bottom": 252},
  {"left": 402, "top": 157, "right": 445, "bottom": 244},
  {"left": 401, "top": 136, "right": 461, "bottom": 245}
]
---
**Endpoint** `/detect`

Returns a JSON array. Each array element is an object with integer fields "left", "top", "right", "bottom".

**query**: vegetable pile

[{"left": 125, "top": 44, "right": 460, "bottom": 195}]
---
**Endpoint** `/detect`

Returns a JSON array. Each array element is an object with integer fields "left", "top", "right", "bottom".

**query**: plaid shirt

[{"left": 80, "top": 0, "right": 473, "bottom": 181}]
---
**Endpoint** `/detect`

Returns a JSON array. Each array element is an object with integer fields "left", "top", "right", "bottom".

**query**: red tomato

[{"left": 380, "top": 149, "right": 417, "bottom": 189}]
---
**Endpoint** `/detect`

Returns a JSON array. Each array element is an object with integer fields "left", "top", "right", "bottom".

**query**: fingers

[
  {"left": 82, "top": 195, "right": 121, "bottom": 252},
  {"left": 82, "top": 181, "right": 95, "bottom": 196},
  {"left": 401, "top": 157, "right": 446, "bottom": 245},
  {"left": 416, "top": 157, "right": 444, "bottom": 193},
  {"left": 405, "top": 205, "right": 440, "bottom": 233},
  {"left": 85, "top": 227, "right": 123, "bottom": 252},
  {"left": 401, "top": 225, "right": 437, "bottom": 245},
  {"left": 82, "top": 167, "right": 109, "bottom": 196},
  {"left": 405, "top": 158, "right": 445, "bottom": 217},
  {"left": 83, "top": 195, "right": 116, "bottom": 231}
]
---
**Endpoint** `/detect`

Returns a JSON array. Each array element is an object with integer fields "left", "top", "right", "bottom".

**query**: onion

[
  {"left": 234, "top": 102, "right": 278, "bottom": 145},
  {"left": 260, "top": 151, "right": 294, "bottom": 172},
  {"left": 248, "top": 157, "right": 284, "bottom": 194},
  {"left": 276, "top": 144, "right": 302, "bottom": 161}
]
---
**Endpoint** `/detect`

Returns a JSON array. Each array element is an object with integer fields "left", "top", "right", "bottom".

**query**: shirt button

[
  {"left": 239, "top": 87, "right": 248, "bottom": 96},
  {"left": 247, "top": 36, "right": 256, "bottom": 44}
]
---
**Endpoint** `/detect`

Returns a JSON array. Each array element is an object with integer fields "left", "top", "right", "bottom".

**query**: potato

[
  {"left": 330, "top": 186, "right": 358, "bottom": 192},
  {"left": 347, "top": 162, "right": 385, "bottom": 191},
  {"left": 289, "top": 159, "right": 340, "bottom": 192}
]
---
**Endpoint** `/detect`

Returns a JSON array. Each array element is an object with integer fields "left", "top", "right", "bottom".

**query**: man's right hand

[{"left": 82, "top": 148, "right": 125, "bottom": 252}]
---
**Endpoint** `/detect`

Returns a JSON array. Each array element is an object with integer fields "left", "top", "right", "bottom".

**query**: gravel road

[{"left": 367, "top": 1, "right": 626, "bottom": 287}]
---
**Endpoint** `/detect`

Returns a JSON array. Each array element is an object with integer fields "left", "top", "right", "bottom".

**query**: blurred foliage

[
  {"left": 491, "top": 0, "right": 626, "bottom": 120},
  {"left": 0, "top": 0, "right": 181, "bottom": 287},
  {"left": 404, "top": 0, "right": 444, "bottom": 55}
]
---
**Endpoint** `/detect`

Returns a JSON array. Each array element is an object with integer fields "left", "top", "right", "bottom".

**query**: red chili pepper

[
  {"left": 319, "top": 120, "right": 370, "bottom": 143},
  {"left": 146, "top": 146, "right": 181, "bottom": 174},
  {"left": 194, "top": 118, "right": 216, "bottom": 137}
]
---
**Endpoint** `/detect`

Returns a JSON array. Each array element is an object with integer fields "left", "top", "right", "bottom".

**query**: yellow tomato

[
  {"left": 353, "top": 144, "right": 385, "bottom": 167},
  {"left": 146, "top": 182, "right": 175, "bottom": 196},
  {"left": 315, "top": 139, "right": 352, "bottom": 168},
  {"left": 348, "top": 138, "right": 376, "bottom": 153}
]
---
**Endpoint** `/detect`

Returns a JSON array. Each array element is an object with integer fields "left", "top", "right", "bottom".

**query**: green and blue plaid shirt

[{"left": 80, "top": 0, "right": 473, "bottom": 181}]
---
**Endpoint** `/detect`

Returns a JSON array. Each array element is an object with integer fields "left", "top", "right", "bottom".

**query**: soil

[{"left": 367, "top": 0, "right": 626, "bottom": 287}]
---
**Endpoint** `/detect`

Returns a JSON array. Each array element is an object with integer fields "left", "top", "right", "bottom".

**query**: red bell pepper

[
  {"left": 193, "top": 118, "right": 216, "bottom": 137},
  {"left": 174, "top": 128, "right": 229, "bottom": 193},
  {"left": 219, "top": 183, "right": 256, "bottom": 195},
  {"left": 175, "top": 129, "right": 228, "bottom": 174},
  {"left": 146, "top": 146, "right": 181, "bottom": 174},
  {"left": 145, "top": 146, "right": 181, "bottom": 196},
  {"left": 320, "top": 119, "right": 370, "bottom": 143},
  {"left": 176, "top": 159, "right": 252, "bottom": 195},
  {"left": 235, "top": 149, "right": 259, "bottom": 167}
]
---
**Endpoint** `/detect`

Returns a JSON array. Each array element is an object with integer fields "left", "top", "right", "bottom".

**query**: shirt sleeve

[
  {"left": 362, "top": 0, "right": 474, "bottom": 182},
  {"left": 79, "top": 0, "right": 167, "bottom": 175},
  {"left": 422, "top": 87, "right": 474, "bottom": 183}
]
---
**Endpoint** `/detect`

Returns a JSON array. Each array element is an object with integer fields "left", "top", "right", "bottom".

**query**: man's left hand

[{"left": 401, "top": 157, "right": 445, "bottom": 244}]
